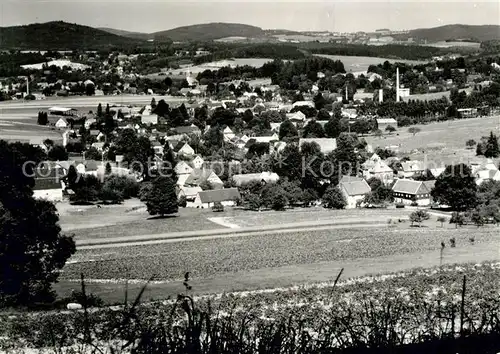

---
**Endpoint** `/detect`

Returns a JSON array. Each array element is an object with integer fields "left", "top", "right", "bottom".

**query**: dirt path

[{"left": 76, "top": 220, "right": 387, "bottom": 249}]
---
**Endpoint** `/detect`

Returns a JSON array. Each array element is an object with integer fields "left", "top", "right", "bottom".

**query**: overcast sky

[{"left": 1, "top": 0, "right": 499, "bottom": 33}]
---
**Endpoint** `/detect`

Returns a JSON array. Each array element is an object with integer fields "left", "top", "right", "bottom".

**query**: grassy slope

[{"left": 364, "top": 115, "right": 500, "bottom": 164}]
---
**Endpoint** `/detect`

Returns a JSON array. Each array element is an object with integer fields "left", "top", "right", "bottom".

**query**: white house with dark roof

[
  {"left": 32, "top": 164, "right": 65, "bottom": 202},
  {"left": 191, "top": 155, "right": 204, "bottom": 169},
  {"left": 400, "top": 160, "right": 426, "bottom": 178},
  {"left": 193, "top": 188, "right": 241, "bottom": 208},
  {"left": 392, "top": 179, "right": 435, "bottom": 206},
  {"left": 286, "top": 111, "right": 306, "bottom": 124},
  {"left": 338, "top": 179, "right": 371, "bottom": 209},
  {"left": 362, "top": 153, "right": 394, "bottom": 184}
]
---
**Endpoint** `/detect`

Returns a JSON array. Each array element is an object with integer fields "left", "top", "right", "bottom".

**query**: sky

[{"left": 1, "top": 0, "right": 499, "bottom": 33}]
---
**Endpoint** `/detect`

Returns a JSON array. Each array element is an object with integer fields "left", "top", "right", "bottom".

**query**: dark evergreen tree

[
  {"left": 278, "top": 120, "right": 298, "bottom": 141},
  {"left": 145, "top": 176, "right": 178, "bottom": 217},
  {"left": 302, "top": 120, "right": 325, "bottom": 138},
  {"left": 484, "top": 131, "right": 500, "bottom": 158},
  {"left": 431, "top": 164, "right": 478, "bottom": 211},
  {"left": 105, "top": 162, "right": 112, "bottom": 176}
]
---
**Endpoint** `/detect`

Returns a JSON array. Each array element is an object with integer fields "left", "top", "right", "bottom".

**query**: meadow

[
  {"left": 315, "top": 54, "right": 427, "bottom": 73},
  {"left": 365, "top": 115, "right": 500, "bottom": 164}
]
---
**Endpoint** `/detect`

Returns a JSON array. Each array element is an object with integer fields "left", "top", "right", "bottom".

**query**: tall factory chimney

[{"left": 396, "top": 67, "right": 400, "bottom": 103}]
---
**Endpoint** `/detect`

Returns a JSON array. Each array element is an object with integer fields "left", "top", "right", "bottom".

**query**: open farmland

[
  {"left": 314, "top": 54, "right": 427, "bottom": 73},
  {"left": 0, "top": 112, "right": 63, "bottom": 142},
  {"left": 365, "top": 115, "right": 500, "bottom": 164},
  {"left": 58, "top": 219, "right": 500, "bottom": 302},
  {"left": 0, "top": 94, "right": 187, "bottom": 110},
  {"left": 165, "top": 58, "right": 274, "bottom": 76},
  {"left": 67, "top": 206, "right": 410, "bottom": 240}
]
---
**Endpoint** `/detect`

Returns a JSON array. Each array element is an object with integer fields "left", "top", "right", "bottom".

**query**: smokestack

[
  {"left": 396, "top": 67, "right": 400, "bottom": 103},
  {"left": 378, "top": 89, "right": 383, "bottom": 103}
]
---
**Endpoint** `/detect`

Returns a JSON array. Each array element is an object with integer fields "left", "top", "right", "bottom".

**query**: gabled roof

[
  {"left": 392, "top": 179, "right": 432, "bottom": 195},
  {"left": 178, "top": 186, "right": 203, "bottom": 198},
  {"left": 339, "top": 180, "right": 371, "bottom": 196},
  {"left": 422, "top": 180, "right": 436, "bottom": 191},
  {"left": 197, "top": 188, "right": 240, "bottom": 203},
  {"left": 339, "top": 175, "right": 364, "bottom": 184},
  {"left": 299, "top": 138, "right": 337, "bottom": 153},
  {"left": 175, "top": 161, "right": 194, "bottom": 175},
  {"left": 185, "top": 168, "right": 218, "bottom": 186}
]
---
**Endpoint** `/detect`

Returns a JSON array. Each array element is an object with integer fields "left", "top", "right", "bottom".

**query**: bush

[
  {"left": 212, "top": 202, "right": 224, "bottom": 212},
  {"left": 99, "top": 187, "right": 124, "bottom": 204},
  {"left": 178, "top": 195, "right": 187, "bottom": 208},
  {"left": 103, "top": 175, "right": 139, "bottom": 199}
]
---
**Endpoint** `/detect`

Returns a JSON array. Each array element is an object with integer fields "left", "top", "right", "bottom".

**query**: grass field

[
  {"left": 315, "top": 54, "right": 427, "bottom": 73},
  {"left": 365, "top": 115, "right": 500, "bottom": 164},
  {"left": 0, "top": 112, "right": 63, "bottom": 143},
  {"left": 58, "top": 199, "right": 223, "bottom": 237}
]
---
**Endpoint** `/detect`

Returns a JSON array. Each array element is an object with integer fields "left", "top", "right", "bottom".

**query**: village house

[
  {"left": 286, "top": 111, "right": 306, "bottom": 124},
  {"left": 174, "top": 142, "right": 195, "bottom": 157},
  {"left": 253, "top": 133, "right": 279, "bottom": 144},
  {"left": 191, "top": 155, "right": 204, "bottom": 169},
  {"left": 175, "top": 161, "right": 194, "bottom": 186},
  {"left": 223, "top": 126, "right": 235, "bottom": 141},
  {"left": 55, "top": 117, "right": 69, "bottom": 129},
  {"left": 299, "top": 138, "right": 337, "bottom": 154},
  {"left": 338, "top": 179, "right": 371, "bottom": 209},
  {"left": 392, "top": 179, "right": 435, "bottom": 206},
  {"left": 184, "top": 168, "right": 224, "bottom": 189},
  {"left": 400, "top": 160, "right": 426, "bottom": 178},
  {"left": 177, "top": 186, "right": 203, "bottom": 204},
  {"left": 232, "top": 172, "right": 280, "bottom": 187},
  {"left": 362, "top": 154, "right": 394, "bottom": 184},
  {"left": 32, "top": 164, "right": 65, "bottom": 202},
  {"left": 75, "top": 160, "right": 100, "bottom": 176},
  {"left": 472, "top": 159, "right": 500, "bottom": 185},
  {"left": 193, "top": 188, "right": 241, "bottom": 208}
]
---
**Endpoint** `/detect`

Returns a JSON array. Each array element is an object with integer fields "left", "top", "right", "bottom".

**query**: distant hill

[
  {"left": 403, "top": 24, "right": 500, "bottom": 42},
  {"left": 0, "top": 21, "right": 143, "bottom": 50},
  {"left": 98, "top": 27, "right": 151, "bottom": 41},
  {"left": 150, "top": 23, "right": 264, "bottom": 42}
]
